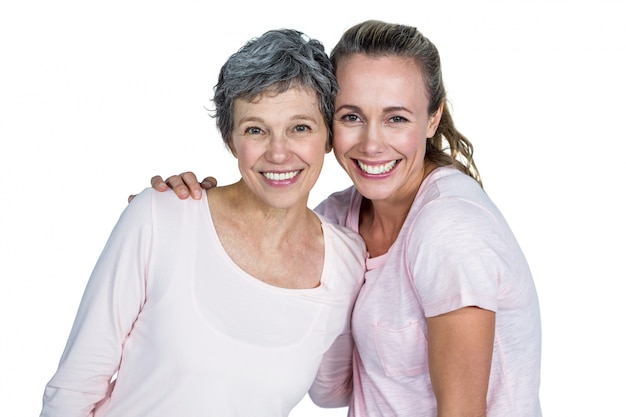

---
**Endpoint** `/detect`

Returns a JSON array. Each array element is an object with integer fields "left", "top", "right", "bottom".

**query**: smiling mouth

[
  {"left": 262, "top": 170, "right": 302, "bottom": 181},
  {"left": 355, "top": 160, "right": 398, "bottom": 175}
]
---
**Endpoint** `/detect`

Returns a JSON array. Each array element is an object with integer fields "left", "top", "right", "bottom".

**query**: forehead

[
  {"left": 244, "top": 82, "right": 315, "bottom": 103},
  {"left": 337, "top": 54, "right": 422, "bottom": 86},
  {"left": 335, "top": 54, "right": 429, "bottom": 108},
  {"left": 234, "top": 87, "right": 322, "bottom": 119}
]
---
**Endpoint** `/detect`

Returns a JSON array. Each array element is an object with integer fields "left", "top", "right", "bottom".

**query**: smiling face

[
  {"left": 332, "top": 54, "right": 442, "bottom": 204},
  {"left": 230, "top": 86, "right": 329, "bottom": 210}
]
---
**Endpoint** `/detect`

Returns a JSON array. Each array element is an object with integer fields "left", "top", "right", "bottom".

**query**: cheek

[
  {"left": 403, "top": 138, "right": 427, "bottom": 159},
  {"left": 332, "top": 147, "right": 354, "bottom": 175},
  {"left": 397, "top": 126, "right": 428, "bottom": 148},
  {"left": 234, "top": 143, "right": 261, "bottom": 168},
  {"left": 329, "top": 126, "right": 353, "bottom": 156},
  {"left": 310, "top": 142, "right": 329, "bottom": 168}
]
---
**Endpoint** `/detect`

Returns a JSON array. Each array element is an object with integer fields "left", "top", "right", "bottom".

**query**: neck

[
  {"left": 359, "top": 163, "right": 436, "bottom": 257},
  {"left": 207, "top": 181, "right": 324, "bottom": 289},
  {"left": 359, "top": 195, "right": 413, "bottom": 257},
  {"left": 212, "top": 180, "right": 315, "bottom": 242}
]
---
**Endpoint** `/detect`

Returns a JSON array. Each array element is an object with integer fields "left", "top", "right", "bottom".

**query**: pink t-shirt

[
  {"left": 315, "top": 167, "right": 542, "bottom": 417},
  {"left": 41, "top": 188, "right": 366, "bottom": 417}
]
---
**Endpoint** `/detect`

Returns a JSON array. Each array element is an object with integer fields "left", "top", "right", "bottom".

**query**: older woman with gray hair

[{"left": 39, "top": 29, "right": 366, "bottom": 417}]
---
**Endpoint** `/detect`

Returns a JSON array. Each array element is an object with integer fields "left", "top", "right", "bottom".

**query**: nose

[
  {"left": 359, "top": 123, "right": 385, "bottom": 155},
  {"left": 266, "top": 133, "right": 291, "bottom": 163}
]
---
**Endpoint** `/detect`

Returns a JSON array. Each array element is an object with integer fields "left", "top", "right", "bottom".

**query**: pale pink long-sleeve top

[{"left": 40, "top": 188, "right": 366, "bottom": 417}]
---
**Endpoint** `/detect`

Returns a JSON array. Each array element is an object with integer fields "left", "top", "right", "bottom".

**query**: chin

[{"left": 351, "top": 182, "right": 394, "bottom": 202}]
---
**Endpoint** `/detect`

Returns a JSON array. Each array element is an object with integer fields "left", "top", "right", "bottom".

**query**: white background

[{"left": 1, "top": 0, "right": 625, "bottom": 415}]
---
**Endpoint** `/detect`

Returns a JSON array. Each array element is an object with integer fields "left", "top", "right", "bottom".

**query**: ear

[{"left": 426, "top": 102, "right": 444, "bottom": 138}]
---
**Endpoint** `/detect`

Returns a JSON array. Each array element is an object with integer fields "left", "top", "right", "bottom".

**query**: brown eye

[
  {"left": 342, "top": 114, "right": 360, "bottom": 122},
  {"left": 390, "top": 116, "right": 408, "bottom": 123}
]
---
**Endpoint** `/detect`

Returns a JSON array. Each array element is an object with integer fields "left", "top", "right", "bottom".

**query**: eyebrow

[
  {"left": 384, "top": 106, "right": 413, "bottom": 114},
  {"left": 290, "top": 114, "right": 320, "bottom": 122},
  {"left": 237, "top": 116, "right": 263, "bottom": 124},
  {"left": 335, "top": 104, "right": 413, "bottom": 114},
  {"left": 238, "top": 114, "right": 320, "bottom": 125}
]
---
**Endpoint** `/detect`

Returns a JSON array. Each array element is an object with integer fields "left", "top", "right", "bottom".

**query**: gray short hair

[{"left": 212, "top": 29, "right": 338, "bottom": 150}]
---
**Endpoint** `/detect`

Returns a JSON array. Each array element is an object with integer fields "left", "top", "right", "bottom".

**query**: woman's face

[
  {"left": 332, "top": 54, "right": 442, "bottom": 203},
  {"left": 230, "top": 87, "right": 329, "bottom": 210}
]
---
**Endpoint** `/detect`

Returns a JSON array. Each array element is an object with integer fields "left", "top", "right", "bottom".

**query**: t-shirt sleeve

[
  {"left": 313, "top": 187, "right": 354, "bottom": 229},
  {"left": 408, "top": 198, "right": 504, "bottom": 318},
  {"left": 314, "top": 197, "right": 341, "bottom": 225},
  {"left": 40, "top": 189, "right": 154, "bottom": 417}
]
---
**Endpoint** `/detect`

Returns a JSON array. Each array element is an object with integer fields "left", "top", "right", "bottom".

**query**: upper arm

[
  {"left": 427, "top": 306, "right": 495, "bottom": 417},
  {"left": 41, "top": 191, "right": 152, "bottom": 416}
]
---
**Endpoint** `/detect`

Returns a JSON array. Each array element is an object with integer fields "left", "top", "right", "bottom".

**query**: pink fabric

[
  {"left": 315, "top": 167, "right": 542, "bottom": 417},
  {"left": 41, "top": 188, "right": 366, "bottom": 417}
]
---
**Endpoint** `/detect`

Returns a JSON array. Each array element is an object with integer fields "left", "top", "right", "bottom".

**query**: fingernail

[{"left": 193, "top": 190, "right": 202, "bottom": 199}]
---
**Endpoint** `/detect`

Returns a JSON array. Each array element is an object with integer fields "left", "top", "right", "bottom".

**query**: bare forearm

[{"left": 427, "top": 306, "right": 495, "bottom": 417}]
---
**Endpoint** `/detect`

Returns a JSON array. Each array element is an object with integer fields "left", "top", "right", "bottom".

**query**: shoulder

[
  {"left": 403, "top": 168, "right": 510, "bottom": 259},
  {"left": 314, "top": 186, "right": 359, "bottom": 227},
  {"left": 124, "top": 188, "right": 209, "bottom": 236},
  {"left": 415, "top": 167, "right": 501, "bottom": 229},
  {"left": 422, "top": 167, "right": 489, "bottom": 205},
  {"left": 130, "top": 187, "right": 207, "bottom": 213},
  {"left": 318, "top": 214, "right": 365, "bottom": 254},
  {"left": 317, "top": 214, "right": 367, "bottom": 284}
]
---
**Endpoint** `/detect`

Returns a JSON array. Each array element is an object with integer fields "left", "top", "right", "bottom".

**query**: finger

[
  {"left": 128, "top": 194, "right": 136, "bottom": 203},
  {"left": 180, "top": 171, "right": 204, "bottom": 200},
  {"left": 165, "top": 174, "right": 191, "bottom": 199},
  {"left": 200, "top": 176, "right": 218, "bottom": 190},
  {"left": 150, "top": 175, "right": 169, "bottom": 191}
]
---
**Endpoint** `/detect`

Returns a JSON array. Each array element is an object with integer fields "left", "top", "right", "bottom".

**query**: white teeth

[
  {"left": 263, "top": 170, "right": 300, "bottom": 181},
  {"left": 357, "top": 160, "right": 398, "bottom": 175}
]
